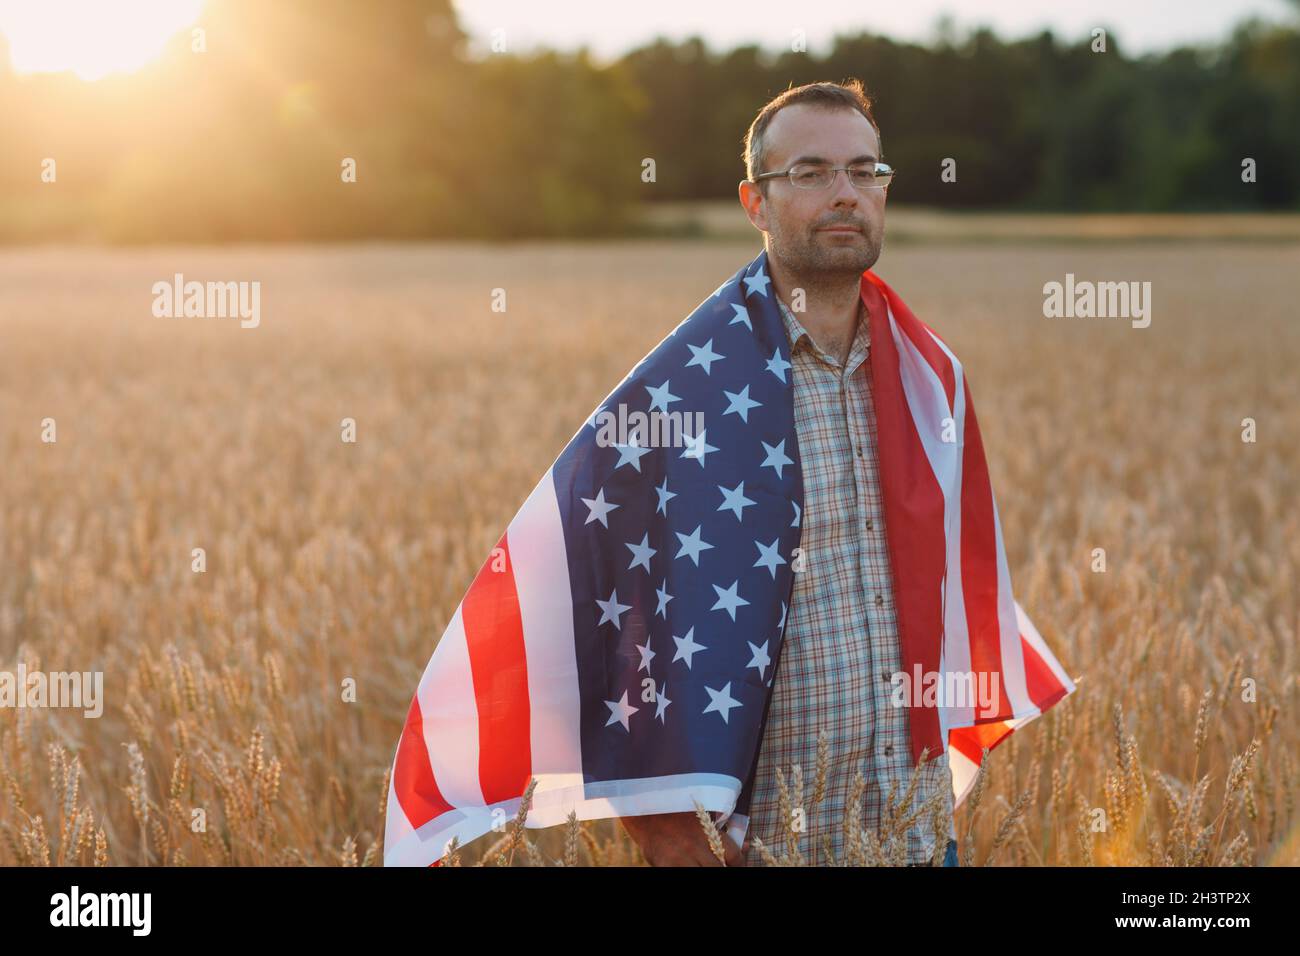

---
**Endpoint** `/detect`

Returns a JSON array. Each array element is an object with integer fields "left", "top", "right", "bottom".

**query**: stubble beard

[{"left": 768, "top": 216, "right": 884, "bottom": 300}]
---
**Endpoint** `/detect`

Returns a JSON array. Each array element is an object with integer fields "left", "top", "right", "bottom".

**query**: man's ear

[{"left": 739, "top": 180, "right": 767, "bottom": 232}]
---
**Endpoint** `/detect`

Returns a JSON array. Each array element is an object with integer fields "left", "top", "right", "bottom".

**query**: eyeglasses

[{"left": 753, "top": 161, "right": 895, "bottom": 191}]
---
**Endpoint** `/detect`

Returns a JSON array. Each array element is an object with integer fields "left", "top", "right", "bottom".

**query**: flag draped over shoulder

[{"left": 383, "top": 247, "right": 1076, "bottom": 867}]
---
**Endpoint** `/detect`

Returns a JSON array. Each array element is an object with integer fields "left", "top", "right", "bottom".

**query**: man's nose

[{"left": 828, "top": 168, "right": 860, "bottom": 205}]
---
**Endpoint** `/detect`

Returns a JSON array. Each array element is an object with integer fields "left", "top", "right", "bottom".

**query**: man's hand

[{"left": 620, "top": 812, "right": 746, "bottom": 866}]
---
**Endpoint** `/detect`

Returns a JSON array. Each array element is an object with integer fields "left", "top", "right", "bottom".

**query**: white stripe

[
  {"left": 921, "top": 329, "right": 980, "bottom": 731},
  {"left": 508, "top": 469, "right": 585, "bottom": 794},
  {"left": 723, "top": 812, "right": 749, "bottom": 850},
  {"left": 385, "top": 772, "right": 743, "bottom": 866},
  {"left": 416, "top": 603, "right": 486, "bottom": 810},
  {"left": 949, "top": 744, "right": 981, "bottom": 809},
  {"left": 383, "top": 751, "right": 415, "bottom": 851},
  {"left": 888, "top": 310, "right": 973, "bottom": 728},
  {"left": 991, "top": 496, "right": 1035, "bottom": 718}
]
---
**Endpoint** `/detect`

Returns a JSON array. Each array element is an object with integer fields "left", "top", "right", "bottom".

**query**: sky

[
  {"left": 0, "top": 0, "right": 204, "bottom": 79},
  {"left": 453, "top": 0, "right": 1297, "bottom": 61},
  {"left": 0, "top": 0, "right": 1293, "bottom": 81}
]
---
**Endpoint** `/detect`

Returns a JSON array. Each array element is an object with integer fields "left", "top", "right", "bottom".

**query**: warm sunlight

[{"left": 0, "top": 0, "right": 203, "bottom": 81}]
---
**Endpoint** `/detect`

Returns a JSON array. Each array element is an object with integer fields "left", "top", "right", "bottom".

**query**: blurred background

[{"left": 1, "top": 0, "right": 1299, "bottom": 242}]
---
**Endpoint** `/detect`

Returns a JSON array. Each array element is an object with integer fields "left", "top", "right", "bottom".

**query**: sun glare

[{"left": 0, "top": 0, "right": 203, "bottom": 81}]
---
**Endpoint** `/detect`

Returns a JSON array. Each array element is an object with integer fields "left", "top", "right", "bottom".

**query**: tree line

[{"left": 1, "top": 0, "right": 1296, "bottom": 241}]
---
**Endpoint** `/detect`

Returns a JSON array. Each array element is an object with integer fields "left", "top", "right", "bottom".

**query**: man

[
  {"left": 384, "top": 79, "right": 1074, "bottom": 871},
  {"left": 620, "top": 79, "right": 957, "bottom": 867}
]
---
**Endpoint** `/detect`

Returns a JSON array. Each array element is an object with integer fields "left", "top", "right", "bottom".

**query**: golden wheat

[{"left": 0, "top": 237, "right": 1295, "bottom": 866}]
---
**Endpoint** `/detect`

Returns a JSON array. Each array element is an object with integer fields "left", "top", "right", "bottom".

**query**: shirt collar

[{"left": 777, "top": 293, "right": 870, "bottom": 364}]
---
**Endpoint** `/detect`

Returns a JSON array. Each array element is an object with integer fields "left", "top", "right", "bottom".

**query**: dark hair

[{"left": 743, "top": 79, "right": 882, "bottom": 195}]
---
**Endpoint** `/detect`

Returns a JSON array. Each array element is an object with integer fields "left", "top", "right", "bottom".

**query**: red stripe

[
  {"left": 863, "top": 275, "right": 946, "bottom": 765},
  {"left": 461, "top": 532, "right": 533, "bottom": 806},
  {"left": 865, "top": 271, "right": 957, "bottom": 413},
  {"left": 958, "top": 375, "right": 1014, "bottom": 724},
  {"left": 1022, "top": 634, "right": 1071, "bottom": 711},
  {"left": 949, "top": 718, "right": 1015, "bottom": 766},
  {"left": 393, "top": 694, "right": 454, "bottom": 830}
]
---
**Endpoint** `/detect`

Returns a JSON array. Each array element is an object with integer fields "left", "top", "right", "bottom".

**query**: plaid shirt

[{"left": 741, "top": 292, "right": 955, "bottom": 866}]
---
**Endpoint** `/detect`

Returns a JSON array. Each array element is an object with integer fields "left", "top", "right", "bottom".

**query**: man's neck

[{"left": 766, "top": 255, "right": 864, "bottom": 366}]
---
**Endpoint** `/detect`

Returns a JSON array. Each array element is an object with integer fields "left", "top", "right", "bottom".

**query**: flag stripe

[
  {"left": 392, "top": 692, "right": 454, "bottom": 831},
  {"left": 991, "top": 495, "right": 1037, "bottom": 717},
  {"left": 419, "top": 605, "right": 486, "bottom": 809},
  {"left": 870, "top": 271, "right": 958, "bottom": 414},
  {"left": 865, "top": 278, "right": 947, "bottom": 762},
  {"left": 879, "top": 288, "right": 978, "bottom": 732},
  {"left": 462, "top": 532, "right": 533, "bottom": 806},
  {"left": 510, "top": 470, "right": 585, "bottom": 789},
  {"left": 1016, "top": 600, "right": 1075, "bottom": 695},
  {"left": 957, "top": 378, "right": 1013, "bottom": 723},
  {"left": 384, "top": 752, "right": 417, "bottom": 848}
]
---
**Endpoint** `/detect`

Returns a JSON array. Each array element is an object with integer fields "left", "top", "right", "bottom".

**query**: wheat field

[{"left": 0, "top": 236, "right": 1295, "bottom": 866}]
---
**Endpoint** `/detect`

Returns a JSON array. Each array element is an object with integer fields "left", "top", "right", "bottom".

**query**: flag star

[
  {"left": 728, "top": 303, "right": 752, "bottom": 331},
  {"left": 744, "top": 269, "right": 771, "bottom": 298},
  {"left": 710, "top": 580, "right": 750, "bottom": 621},
  {"left": 613, "top": 437, "right": 653, "bottom": 472},
  {"left": 703, "top": 682, "right": 742, "bottom": 723},
  {"left": 747, "top": 640, "right": 772, "bottom": 680},
  {"left": 672, "top": 626, "right": 707, "bottom": 669},
  {"left": 778, "top": 600, "right": 787, "bottom": 631},
  {"left": 760, "top": 439, "right": 794, "bottom": 478},
  {"left": 654, "top": 682, "right": 672, "bottom": 722},
  {"left": 655, "top": 477, "right": 677, "bottom": 516},
  {"left": 655, "top": 578, "right": 674, "bottom": 618},
  {"left": 685, "top": 339, "right": 724, "bottom": 375},
  {"left": 680, "top": 429, "right": 719, "bottom": 467},
  {"left": 605, "top": 691, "right": 638, "bottom": 731},
  {"left": 791, "top": 500, "right": 801, "bottom": 527},
  {"left": 711, "top": 277, "right": 735, "bottom": 298},
  {"left": 581, "top": 487, "right": 620, "bottom": 527},
  {"left": 625, "top": 533, "right": 656, "bottom": 573},
  {"left": 674, "top": 525, "right": 714, "bottom": 566},
  {"left": 645, "top": 380, "right": 681, "bottom": 414},
  {"left": 717, "top": 481, "right": 756, "bottom": 521},
  {"left": 722, "top": 385, "right": 762, "bottom": 423},
  {"left": 765, "top": 348, "right": 792, "bottom": 383},
  {"left": 635, "top": 637, "right": 656, "bottom": 673},
  {"left": 596, "top": 588, "right": 633, "bottom": 630},
  {"left": 753, "top": 539, "right": 786, "bottom": 578}
]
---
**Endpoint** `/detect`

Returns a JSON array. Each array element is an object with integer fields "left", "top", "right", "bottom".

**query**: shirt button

[
  {"left": 882, "top": 672, "right": 891, "bottom": 683},
  {"left": 856, "top": 446, "right": 864, "bottom": 459},
  {"left": 884, "top": 745, "right": 894, "bottom": 756},
  {"left": 875, "top": 593, "right": 884, "bottom": 607},
  {"left": 865, "top": 518, "right": 874, "bottom": 530}
]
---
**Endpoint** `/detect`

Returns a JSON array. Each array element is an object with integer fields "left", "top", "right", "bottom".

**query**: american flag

[{"left": 383, "top": 248, "right": 1076, "bottom": 866}]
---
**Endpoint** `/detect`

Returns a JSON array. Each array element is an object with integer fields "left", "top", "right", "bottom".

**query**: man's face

[{"left": 741, "top": 104, "right": 886, "bottom": 278}]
